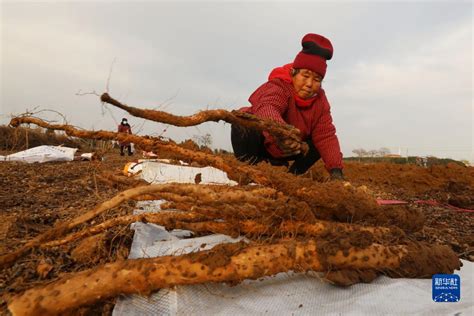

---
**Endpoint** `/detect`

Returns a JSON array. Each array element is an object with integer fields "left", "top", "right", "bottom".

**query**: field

[{"left": 0, "top": 127, "right": 473, "bottom": 315}]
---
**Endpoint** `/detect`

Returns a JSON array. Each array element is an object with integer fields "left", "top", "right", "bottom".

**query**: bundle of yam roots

[{"left": 4, "top": 93, "right": 461, "bottom": 316}]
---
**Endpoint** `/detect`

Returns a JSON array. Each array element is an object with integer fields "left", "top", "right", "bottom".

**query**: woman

[
  {"left": 231, "top": 33, "right": 343, "bottom": 179},
  {"left": 118, "top": 118, "right": 133, "bottom": 156}
]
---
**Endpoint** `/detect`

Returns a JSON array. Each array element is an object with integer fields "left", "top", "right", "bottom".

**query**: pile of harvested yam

[{"left": 4, "top": 93, "right": 461, "bottom": 316}]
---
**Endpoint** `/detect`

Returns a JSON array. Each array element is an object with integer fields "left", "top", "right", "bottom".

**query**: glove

[
  {"left": 276, "top": 138, "right": 301, "bottom": 158},
  {"left": 330, "top": 168, "right": 344, "bottom": 181}
]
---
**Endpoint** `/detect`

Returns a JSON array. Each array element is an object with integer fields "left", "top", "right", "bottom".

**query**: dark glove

[{"left": 330, "top": 168, "right": 344, "bottom": 181}]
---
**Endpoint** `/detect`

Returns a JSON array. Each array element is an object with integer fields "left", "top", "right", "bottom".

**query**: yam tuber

[
  {"left": 9, "top": 116, "right": 269, "bottom": 185},
  {"left": 9, "top": 240, "right": 427, "bottom": 316},
  {"left": 100, "top": 92, "right": 308, "bottom": 154}
]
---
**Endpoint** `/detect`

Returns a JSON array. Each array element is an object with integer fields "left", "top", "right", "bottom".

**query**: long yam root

[
  {"left": 96, "top": 172, "right": 148, "bottom": 188},
  {"left": 9, "top": 116, "right": 268, "bottom": 185},
  {"left": 41, "top": 214, "right": 404, "bottom": 249},
  {"left": 157, "top": 190, "right": 316, "bottom": 222},
  {"left": 0, "top": 183, "right": 243, "bottom": 268},
  {"left": 279, "top": 220, "right": 404, "bottom": 240},
  {"left": 135, "top": 186, "right": 276, "bottom": 205},
  {"left": 41, "top": 212, "right": 208, "bottom": 248},
  {"left": 169, "top": 218, "right": 404, "bottom": 241},
  {"left": 100, "top": 92, "right": 309, "bottom": 154},
  {"left": 172, "top": 219, "right": 403, "bottom": 240},
  {"left": 11, "top": 240, "right": 458, "bottom": 316},
  {"left": 269, "top": 177, "right": 425, "bottom": 231}
]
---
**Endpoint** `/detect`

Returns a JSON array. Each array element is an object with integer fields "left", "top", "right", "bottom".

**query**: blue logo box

[{"left": 432, "top": 274, "right": 460, "bottom": 302}]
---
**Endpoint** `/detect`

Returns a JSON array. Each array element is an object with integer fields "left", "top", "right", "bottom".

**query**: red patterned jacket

[
  {"left": 117, "top": 123, "right": 132, "bottom": 146},
  {"left": 240, "top": 63, "right": 343, "bottom": 171}
]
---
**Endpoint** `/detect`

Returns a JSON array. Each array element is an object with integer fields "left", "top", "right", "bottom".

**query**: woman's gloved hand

[
  {"left": 276, "top": 138, "right": 301, "bottom": 157},
  {"left": 330, "top": 168, "right": 344, "bottom": 181}
]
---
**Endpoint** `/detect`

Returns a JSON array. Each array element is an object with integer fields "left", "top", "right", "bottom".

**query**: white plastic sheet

[
  {"left": 140, "top": 161, "right": 238, "bottom": 185},
  {"left": 113, "top": 161, "right": 474, "bottom": 316},
  {"left": 1, "top": 145, "right": 77, "bottom": 163}
]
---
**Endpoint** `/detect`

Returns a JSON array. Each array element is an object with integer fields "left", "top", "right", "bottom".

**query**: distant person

[
  {"left": 231, "top": 33, "right": 343, "bottom": 180},
  {"left": 118, "top": 118, "right": 133, "bottom": 156}
]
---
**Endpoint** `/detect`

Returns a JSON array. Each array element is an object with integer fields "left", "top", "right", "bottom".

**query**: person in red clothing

[
  {"left": 231, "top": 33, "right": 344, "bottom": 179},
  {"left": 118, "top": 118, "right": 133, "bottom": 156}
]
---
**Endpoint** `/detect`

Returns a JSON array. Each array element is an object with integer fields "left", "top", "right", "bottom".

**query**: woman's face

[{"left": 291, "top": 68, "right": 322, "bottom": 99}]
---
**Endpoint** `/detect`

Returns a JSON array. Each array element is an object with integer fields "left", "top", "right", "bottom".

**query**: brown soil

[
  {"left": 0, "top": 151, "right": 473, "bottom": 315},
  {"left": 309, "top": 161, "right": 474, "bottom": 208},
  {"left": 308, "top": 160, "right": 474, "bottom": 261},
  {"left": 0, "top": 152, "right": 136, "bottom": 315}
]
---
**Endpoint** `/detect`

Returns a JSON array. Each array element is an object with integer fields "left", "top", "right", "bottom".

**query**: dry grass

[{"left": 0, "top": 125, "right": 114, "bottom": 154}]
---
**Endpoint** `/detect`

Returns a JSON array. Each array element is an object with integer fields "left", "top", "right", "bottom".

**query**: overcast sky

[{"left": 1, "top": 0, "right": 473, "bottom": 161}]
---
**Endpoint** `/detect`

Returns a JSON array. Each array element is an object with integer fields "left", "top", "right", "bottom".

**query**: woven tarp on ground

[
  {"left": 113, "top": 161, "right": 474, "bottom": 316},
  {"left": 1, "top": 145, "right": 77, "bottom": 163}
]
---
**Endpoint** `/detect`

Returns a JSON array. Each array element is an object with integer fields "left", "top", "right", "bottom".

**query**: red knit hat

[{"left": 293, "top": 33, "right": 333, "bottom": 78}]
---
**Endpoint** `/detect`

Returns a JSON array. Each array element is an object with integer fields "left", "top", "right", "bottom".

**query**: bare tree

[
  {"left": 378, "top": 147, "right": 391, "bottom": 157},
  {"left": 352, "top": 148, "right": 367, "bottom": 158},
  {"left": 193, "top": 133, "right": 213, "bottom": 148},
  {"left": 367, "top": 150, "right": 378, "bottom": 158}
]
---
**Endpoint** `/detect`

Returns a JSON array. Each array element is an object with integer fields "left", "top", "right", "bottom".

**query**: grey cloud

[{"left": 1, "top": 1, "right": 472, "bottom": 161}]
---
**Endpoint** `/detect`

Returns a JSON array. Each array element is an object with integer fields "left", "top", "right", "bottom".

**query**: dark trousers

[
  {"left": 231, "top": 125, "right": 321, "bottom": 175},
  {"left": 120, "top": 145, "right": 132, "bottom": 156}
]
